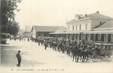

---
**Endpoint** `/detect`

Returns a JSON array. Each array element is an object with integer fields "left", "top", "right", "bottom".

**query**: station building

[{"left": 51, "top": 11, "right": 113, "bottom": 46}]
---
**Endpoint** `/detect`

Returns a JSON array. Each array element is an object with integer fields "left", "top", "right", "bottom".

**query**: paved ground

[{"left": 0, "top": 39, "right": 113, "bottom": 73}]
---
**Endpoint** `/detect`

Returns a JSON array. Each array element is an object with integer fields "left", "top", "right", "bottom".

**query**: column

[
  {"left": 93, "top": 34, "right": 96, "bottom": 42},
  {"left": 112, "top": 34, "right": 113, "bottom": 43},
  {"left": 108, "top": 34, "right": 112, "bottom": 43},
  {"left": 72, "top": 34, "right": 74, "bottom": 40},
  {"left": 82, "top": 33, "right": 85, "bottom": 40},
  {"left": 85, "top": 34, "right": 87, "bottom": 40},
  {"left": 104, "top": 34, "right": 106, "bottom": 43},
  {"left": 67, "top": 34, "right": 69, "bottom": 40},
  {"left": 76, "top": 34, "right": 79, "bottom": 40},
  {"left": 76, "top": 34, "right": 78, "bottom": 40},
  {"left": 88, "top": 34, "right": 91, "bottom": 41},
  {"left": 75, "top": 34, "right": 77, "bottom": 40},
  {"left": 105, "top": 34, "right": 108, "bottom": 43},
  {"left": 98, "top": 34, "right": 101, "bottom": 42},
  {"left": 101, "top": 34, "right": 104, "bottom": 42},
  {"left": 66, "top": 34, "right": 68, "bottom": 40},
  {"left": 79, "top": 34, "right": 81, "bottom": 40},
  {"left": 90, "top": 34, "right": 93, "bottom": 41}
]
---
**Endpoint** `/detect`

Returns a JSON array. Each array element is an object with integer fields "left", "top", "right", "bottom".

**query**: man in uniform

[{"left": 16, "top": 50, "right": 21, "bottom": 67}]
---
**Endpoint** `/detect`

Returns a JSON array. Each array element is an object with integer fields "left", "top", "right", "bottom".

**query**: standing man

[{"left": 16, "top": 50, "right": 21, "bottom": 67}]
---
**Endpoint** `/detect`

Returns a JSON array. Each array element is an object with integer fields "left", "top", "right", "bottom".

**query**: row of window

[
  {"left": 65, "top": 34, "right": 113, "bottom": 43},
  {"left": 69, "top": 24, "right": 88, "bottom": 31},
  {"left": 91, "top": 34, "right": 112, "bottom": 42}
]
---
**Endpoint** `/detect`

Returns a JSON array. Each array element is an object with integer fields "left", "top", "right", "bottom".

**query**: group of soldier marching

[{"left": 32, "top": 37, "right": 113, "bottom": 62}]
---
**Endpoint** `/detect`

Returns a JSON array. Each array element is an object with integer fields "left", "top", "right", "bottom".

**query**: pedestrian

[
  {"left": 16, "top": 50, "right": 21, "bottom": 67},
  {"left": 44, "top": 42, "right": 48, "bottom": 50}
]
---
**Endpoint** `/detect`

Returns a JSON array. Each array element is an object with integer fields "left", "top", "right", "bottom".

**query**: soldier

[
  {"left": 16, "top": 50, "right": 21, "bottom": 67},
  {"left": 44, "top": 40, "right": 48, "bottom": 50}
]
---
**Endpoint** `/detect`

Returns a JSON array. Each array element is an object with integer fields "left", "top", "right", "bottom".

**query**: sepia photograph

[{"left": 0, "top": 0, "right": 113, "bottom": 73}]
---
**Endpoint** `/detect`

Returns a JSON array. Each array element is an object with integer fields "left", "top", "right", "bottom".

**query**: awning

[
  {"left": 50, "top": 30, "right": 113, "bottom": 35},
  {"left": 83, "top": 31, "right": 113, "bottom": 34},
  {"left": 50, "top": 31, "right": 80, "bottom": 35}
]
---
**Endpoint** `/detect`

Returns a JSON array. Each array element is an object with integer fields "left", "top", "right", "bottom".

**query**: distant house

[
  {"left": 22, "top": 25, "right": 33, "bottom": 39},
  {"left": 31, "top": 26, "right": 66, "bottom": 39},
  {"left": 23, "top": 32, "right": 31, "bottom": 38}
]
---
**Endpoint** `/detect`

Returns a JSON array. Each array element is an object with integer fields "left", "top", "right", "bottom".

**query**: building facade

[
  {"left": 65, "top": 11, "right": 113, "bottom": 43},
  {"left": 31, "top": 26, "right": 66, "bottom": 40},
  {"left": 50, "top": 11, "right": 113, "bottom": 47},
  {"left": 67, "top": 11, "right": 113, "bottom": 31}
]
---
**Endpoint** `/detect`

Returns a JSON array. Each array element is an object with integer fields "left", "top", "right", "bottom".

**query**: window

[
  {"left": 74, "top": 26, "right": 76, "bottom": 30},
  {"left": 72, "top": 26, "right": 74, "bottom": 30},
  {"left": 79, "top": 24, "right": 81, "bottom": 30},
  {"left": 76, "top": 26, "right": 77, "bottom": 31},
  {"left": 85, "top": 24, "right": 87, "bottom": 30}
]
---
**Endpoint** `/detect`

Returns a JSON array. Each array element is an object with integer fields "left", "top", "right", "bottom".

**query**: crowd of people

[{"left": 32, "top": 37, "right": 113, "bottom": 62}]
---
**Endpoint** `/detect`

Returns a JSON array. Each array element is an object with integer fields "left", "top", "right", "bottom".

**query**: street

[{"left": 0, "top": 39, "right": 113, "bottom": 73}]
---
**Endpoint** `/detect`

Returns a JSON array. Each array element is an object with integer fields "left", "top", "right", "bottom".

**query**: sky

[{"left": 15, "top": 0, "right": 113, "bottom": 29}]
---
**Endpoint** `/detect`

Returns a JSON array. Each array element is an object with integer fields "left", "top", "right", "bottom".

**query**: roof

[
  {"left": 87, "top": 13, "right": 113, "bottom": 20},
  {"left": 31, "top": 26, "right": 66, "bottom": 32},
  {"left": 66, "top": 12, "right": 113, "bottom": 27},
  {"left": 88, "top": 13, "right": 113, "bottom": 29},
  {"left": 94, "top": 20, "right": 113, "bottom": 30},
  {"left": 67, "top": 19, "right": 77, "bottom": 24}
]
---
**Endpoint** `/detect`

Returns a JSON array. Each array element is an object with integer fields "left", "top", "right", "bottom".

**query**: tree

[
  {"left": 8, "top": 21, "right": 20, "bottom": 35},
  {"left": 1, "top": 0, "right": 22, "bottom": 35}
]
